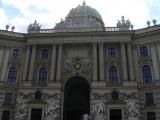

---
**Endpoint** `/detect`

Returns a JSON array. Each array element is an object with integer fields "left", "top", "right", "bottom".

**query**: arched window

[
  {"left": 38, "top": 66, "right": 48, "bottom": 83},
  {"left": 142, "top": 65, "right": 152, "bottom": 84},
  {"left": 108, "top": 66, "right": 118, "bottom": 82},
  {"left": 7, "top": 67, "right": 17, "bottom": 84}
]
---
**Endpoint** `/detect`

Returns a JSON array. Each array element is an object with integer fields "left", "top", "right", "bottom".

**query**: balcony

[
  {"left": 32, "top": 81, "right": 47, "bottom": 87},
  {"left": 106, "top": 81, "right": 123, "bottom": 87}
]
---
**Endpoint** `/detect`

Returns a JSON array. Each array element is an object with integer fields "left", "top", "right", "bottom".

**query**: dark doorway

[
  {"left": 31, "top": 108, "right": 42, "bottom": 120},
  {"left": 110, "top": 109, "right": 122, "bottom": 120},
  {"left": 2, "top": 110, "right": 10, "bottom": 120},
  {"left": 63, "top": 76, "right": 90, "bottom": 120}
]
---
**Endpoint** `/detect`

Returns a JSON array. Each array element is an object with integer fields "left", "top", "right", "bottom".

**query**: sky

[{"left": 0, "top": 0, "right": 160, "bottom": 33}]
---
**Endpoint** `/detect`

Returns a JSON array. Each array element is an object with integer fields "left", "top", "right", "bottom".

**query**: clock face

[{"left": 74, "top": 62, "right": 81, "bottom": 70}]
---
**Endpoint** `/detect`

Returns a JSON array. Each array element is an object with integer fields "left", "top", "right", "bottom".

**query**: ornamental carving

[
  {"left": 63, "top": 57, "right": 91, "bottom": 76},
  {"left": 27, "top": 20, "right": 41, "bottom": 33},
  {"left": 91, "top": 98, "right": 105, "bottom": 120},
  {"left": 125, "top": 99, "right": 140, "bottom": 120},
  {"left": 45, "top": 97, "right": 59, "bottom": 120},
  {"left": 15, "top": 95, "right": 27, "bottom": 120}
]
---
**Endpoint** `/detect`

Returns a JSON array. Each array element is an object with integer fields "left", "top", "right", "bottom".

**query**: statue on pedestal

[
  {"left": 125, "top": 99, "right": 140, "bottom": 120},
  {"left": 15, "top": 95, "right": 26, "bottom": 120},
  {"left": 45, "top": 98, "right": 58, "bottom": 120},
  {"left": 27, "top": 20, "right": 41, "bottom": 33}
]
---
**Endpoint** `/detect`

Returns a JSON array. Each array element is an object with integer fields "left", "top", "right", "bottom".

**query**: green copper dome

[
  {"left": 77, "top": 4, "right": 103, "bottom": 24},
  {"left": 67, "top": 2, "right": 104, "bottom": 25},
  {"left": 55, "top": 2, "right": 104, "bottom": 28}
]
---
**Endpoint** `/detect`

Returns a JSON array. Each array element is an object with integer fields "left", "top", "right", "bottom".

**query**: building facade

[{"left": 0, "top": 2, "right": 160, "bottom": 120}]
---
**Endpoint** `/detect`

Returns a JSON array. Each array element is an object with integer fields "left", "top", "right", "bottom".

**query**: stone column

[
  {"left": 22, "top": 46, "right": 30, "bottom": 81},
  {"left": 50, "top": 45, "right": 56, "bottom": 81},
  {"left": 0, "top": 47, "right": 4, "bottom": 73},
  {"left": 151, "top": 45, "right": 160, "bottom": 81},
  {"left": 99, "top": 43, "right": 104, "bottom": 81},
  {"left": 28, "top": 45, "right": 36, "bottom": 81},
  {"left": 56, "top": 44, "right": 63, "bottom": 81},
  {"left": 93, "top": 43, "right": 97, "bottom": 81},
  {"left": 121, "top": 43, "right": 128, "bottom": 81},
  {"left": 0, "top": 47, "right": 10, "bottom": 81},
  {"left": 133, "top": 46, "right": 140, "bottom": 83},
  {"left": 127, "top": 44, "right": 135, "bottom": 81}
]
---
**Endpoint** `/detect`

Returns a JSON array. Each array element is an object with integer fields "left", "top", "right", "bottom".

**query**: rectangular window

[
  {"left": 140, "top": 46, "right": 148, "bottom": 57},
  {"left": 4, "top": 93, "right": 13, "bottom": 105},
  {"left": 145, "top": 93, "right": 154, "bottom": 105},
  {"left": 147, "top": 112, "right": 156, "bottom": 120},
  {"left": 108, "top": 47, "right": 116, "bottom": 57},
  {"left": 41, "top": 48, "right": 49, "bottom": 59},
  {"left": 12, "top": 48, "right": 20, "bottom": 60},
  {"left": 2, "top": 110, "right": 10, "bottom": 120}
]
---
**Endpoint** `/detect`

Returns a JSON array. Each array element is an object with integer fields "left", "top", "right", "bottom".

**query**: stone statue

[
  {"left": 130, "top": 24, "right": 134, "bottom": 30},
  {"left": 11, "top": 26, "right": 15, "bottom": 32},
  {"left": 152, "top": 19, "right": 157, "bottom": 26},
  {"left": 5, "top": 25, "right": 9, "bottom": 31},
  {"left": 125, "top": 99, "right": 140, "bottom": 120},
  {"left": 147, "top": 21, "right": 150, "bottom": 27},
  {"left": 117, "top": 16, "right": 132, "bottom": 30},
  {"left": 45, "top": 98, "right": 58, "bottom": 120},
  {"left": 27, "top": 20, "right": 41, "bottom": 33},
  {"left": 15, "top": 95, "right": 26, "bottom": 120},
  {"left": 91, "top": 99, "right": 105, "bottom": 120}
]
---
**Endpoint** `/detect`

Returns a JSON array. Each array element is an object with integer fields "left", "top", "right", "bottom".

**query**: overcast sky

[{"left": 0, "top": 0, "right": 160, "bottom": 32}]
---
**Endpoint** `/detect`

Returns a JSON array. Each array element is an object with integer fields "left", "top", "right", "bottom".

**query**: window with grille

[
  {"left": 145, "top": 93, "right": 154, "bottom": 105},
  {"left": 140, "top": 46, "right": 148, "bottom": 57},
  {"left": 12, "top": 49, "right": 20, "bottom": 60},
  {"left": 4, "top": 93, "right": 13, "bottom": 105},
  {"left": 142, "top": 65, "right": 152, "bottom": 84},
  {"left": 108, "top": 66, "right": 118, "bottom": 82},
  {"left": 147, "top": 112, "right": 156, "bottom": 120},
  {"left": 41, "top": 48, "right": 49, "bottom": 59},
  {"left": 108, "top": 47, "right": 116, "bottom": 57},
  {"left": 7, "top": 67, "right": 17, "bottom": 85},
  {"left": 38, "top": 66, "right": 48, "bottom": 83}
]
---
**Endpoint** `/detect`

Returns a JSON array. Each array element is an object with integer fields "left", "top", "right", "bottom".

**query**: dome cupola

[{"left": 55, "top": 1, "right": 104, "bottom": 29}]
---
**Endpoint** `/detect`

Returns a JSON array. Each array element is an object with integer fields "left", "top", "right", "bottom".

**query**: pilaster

[
  {"left": 50, "top": 45, "right": 56, "bottom": 81},
  {"left": 121, "top": 43, "right": 128, "bottom": 81},
  {"left": 0, "top": 47, "right": 10, "bottom": 81},
  {"left": 0, "top": 47, "right": 4, "bottom": 74},
  {"left": 28, "top": 45, "right": 36, "bottom": 81},
  {"left": 99, "top": 43, "right": 104, "bottom": 81},
  {"left": 56, "top": 44, "right": 63, "bottom": 81},
  {"left": 127, "top": 44, "right": 135, "bottom": 81},
  {"left": 133, "top": 46, "right": 140, "bottom": 83},
  {"left": 22, "top": 46, "right": 30, "bottom": 81},
  {"left": 92, "top": 43, "right": 97, "bottom": 81},
  {"left": 151, "top": 44, "right": 160, "bottom": 81}
]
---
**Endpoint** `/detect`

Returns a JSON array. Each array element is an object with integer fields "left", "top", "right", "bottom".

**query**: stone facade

[{"left": 0, "top": 2, "right": 160, "bottom": 120}]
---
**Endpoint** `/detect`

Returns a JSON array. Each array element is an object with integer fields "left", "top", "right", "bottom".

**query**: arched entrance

[{"left": 63, "top": 76, "right": 90, "bottom": 120}]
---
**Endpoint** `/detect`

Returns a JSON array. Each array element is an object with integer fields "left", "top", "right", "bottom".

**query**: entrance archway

[{"left": 63, "top": 76, "right": 90, "bottom": 120}]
